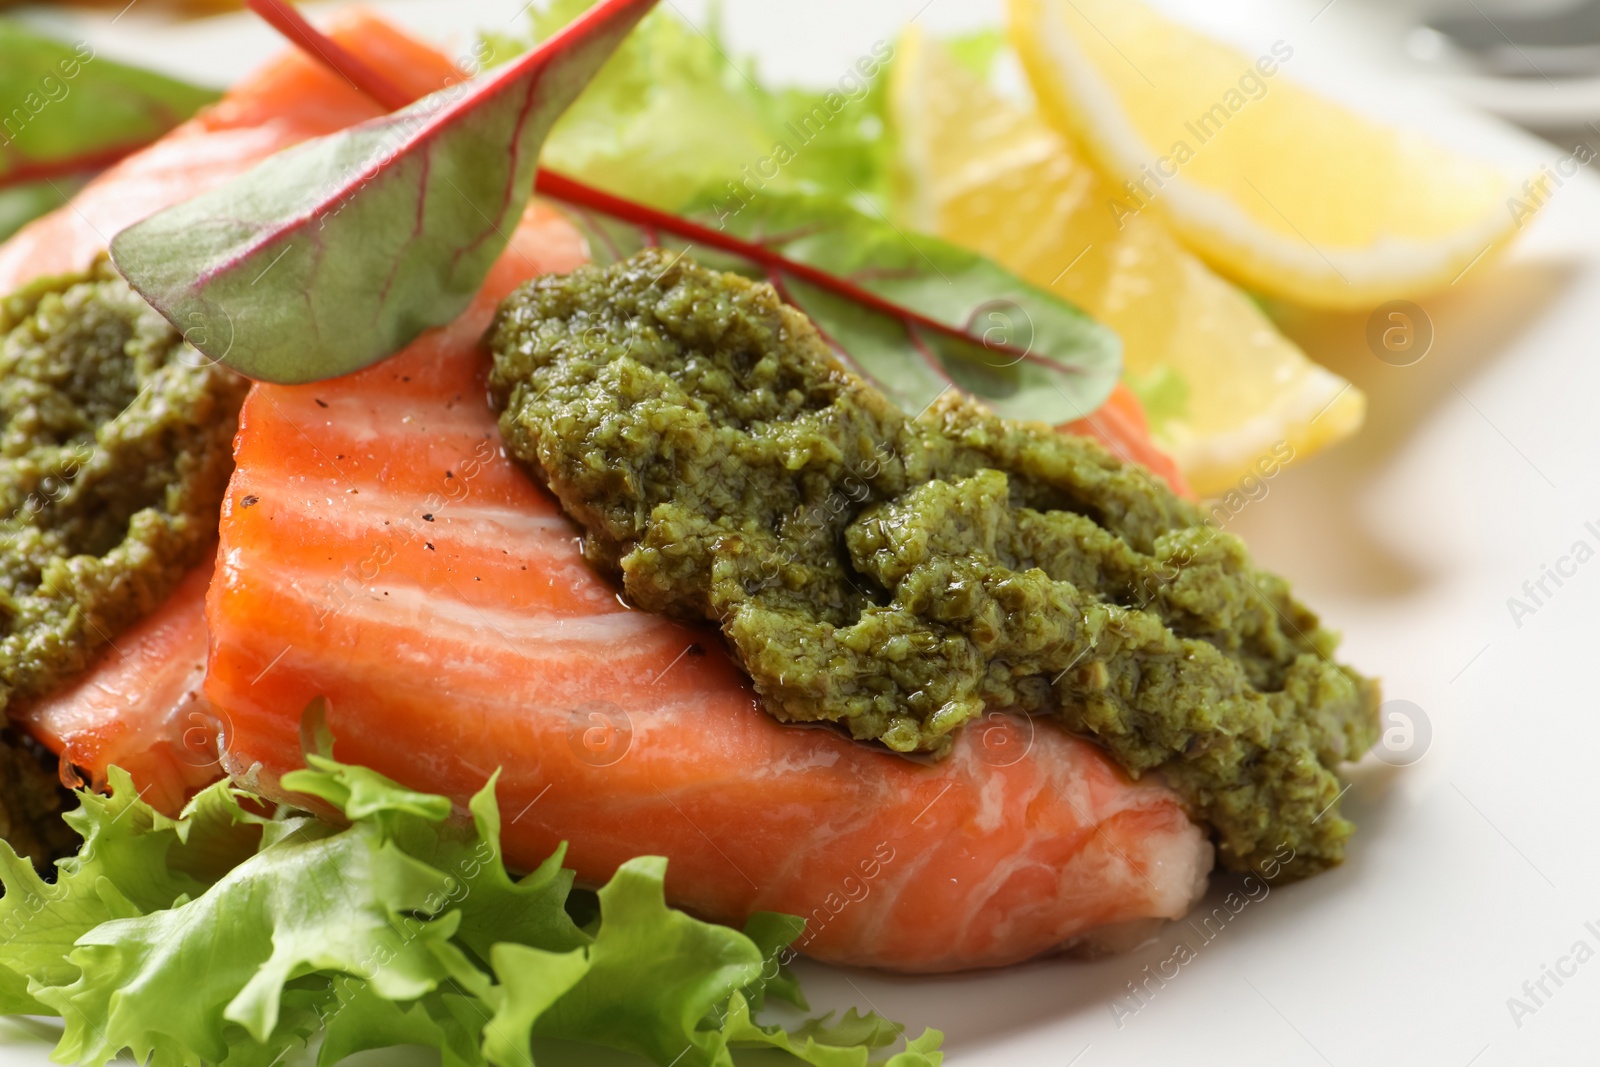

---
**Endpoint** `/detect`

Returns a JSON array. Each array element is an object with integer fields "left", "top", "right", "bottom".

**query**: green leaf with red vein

[
  {"left": 535, "top": 172, "right": 1122, "bottom": 423},
  {"left": 108, "top": 0, "right": 657, "bottom": 384},
  {"left": 246, "top": 1, "right": 1117, "bottom": 418},
  {"left": 0, "top": 20, "right": 217, "bottom": 238}
]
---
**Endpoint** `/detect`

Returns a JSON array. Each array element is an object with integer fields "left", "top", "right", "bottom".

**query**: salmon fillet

[
  {"left": 7, "top": 13, "right": 460, "bottom": 802},
  {"left": 22, "top": 560, "right": 218, "bottom": 814},
  {"left": 7, "top": 12, "right": 1210, "bottom": 970},
  {"left": 204, "top": 203, "right": 1212, "bottom": 972}
]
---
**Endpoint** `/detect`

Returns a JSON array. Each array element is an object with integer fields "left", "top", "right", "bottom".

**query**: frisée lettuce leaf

[
  {"left": 524, "top": 0, "right": 894, "bottom": 213},
  {"left": 0, "top": 758, "right": 942, "bottom": 1067}
]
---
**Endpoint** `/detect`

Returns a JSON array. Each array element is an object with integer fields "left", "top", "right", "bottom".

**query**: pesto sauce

[
  {"left": 488, "top": 250, "right": 1380, "bottom": 877},
  {"left": 0, "top": 260, "right": 247, "bottom": 848}
]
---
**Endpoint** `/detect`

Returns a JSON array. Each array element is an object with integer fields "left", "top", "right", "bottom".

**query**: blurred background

[{"left": 8, "top": 0, "right": 1600, "bottom": 164}]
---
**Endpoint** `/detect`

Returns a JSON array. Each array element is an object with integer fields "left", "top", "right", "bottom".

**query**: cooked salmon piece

[
  {"left": 6, "top": 11, "right": 1208, "bottom": 969},
  {"left": 20, "top": 559, "right": 219, "bottom": 814},
  {"left": 204, "top": 202, "right": 1212, "bottom": 973},
  {"left": 3, "top": 13, "right": 462, "bottom": 803}
]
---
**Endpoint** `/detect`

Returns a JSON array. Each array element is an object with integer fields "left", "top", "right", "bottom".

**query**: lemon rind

[{"left": 1011, "top": 0, "right": 1524, "bottom": 310}]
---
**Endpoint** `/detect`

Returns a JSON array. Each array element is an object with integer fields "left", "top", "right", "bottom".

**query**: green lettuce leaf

[
  {"left": 1, "top": 758, "right": 942, "bottom": 1067},
  {"left": 943, "top": 29, "right": 1009, "bottom": 80},
  {"left": 721, "top": 996, "right": 939, "bottom": 1067},
  {"left": 1124, "top": 364, "right": 1192, "bottom": 438},
  {"left": 531, "top": 856, "right": 763, "bottom": 1065},
  {"left": 39, "top": 819, "right": 468, "bottom": 1064},
  {"left": 0, "top": 768, "right": 233, "bottom": 1016},
  {"left": 527, "top": 0, "right": 893, "bottom": 213},
  {"left": 319, "top": 981, "right": 491, "bottom": 1067},
  {"left": 733, "top": 911, "right": 807, "bottom": 1013}
]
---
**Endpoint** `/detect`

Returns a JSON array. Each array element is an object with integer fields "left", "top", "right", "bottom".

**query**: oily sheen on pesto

[{"left": 487, "top": 249, "right": 1379, "bottom": 876}]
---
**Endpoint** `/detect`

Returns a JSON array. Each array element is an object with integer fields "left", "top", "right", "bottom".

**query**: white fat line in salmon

[
  {"left": 314, "top": 437, "right": 498, "bottom": 629},
  {"left": 1106, "top": 841, "right": 1296, "bottom": 1030},
  {"left": 1504, "top": 920, "right": 1600, "bottom": 1030},
  {"left": 794, "top": 841, "right": 897, "bottom": 950}
]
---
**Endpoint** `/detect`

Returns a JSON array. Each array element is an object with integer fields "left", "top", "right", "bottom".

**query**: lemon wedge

[
  {"left": 1006, "top": 0, "right": 1522, "bottom": 309},
  {"left": 890, "top": 25, "right": 1363, "bottom": 496}
]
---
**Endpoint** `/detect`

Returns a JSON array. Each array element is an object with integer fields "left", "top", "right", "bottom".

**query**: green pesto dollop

[
  {"left": 0, "top": 259, "right": 246, "bottom": 751},
  {"left": 488, "top": 249, "right": 1380, "bottom": 877}
]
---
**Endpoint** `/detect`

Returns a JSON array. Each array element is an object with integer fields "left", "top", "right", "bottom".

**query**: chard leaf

[
  {"left": 108, "top": 0, "right": 658, "bottom": 384},
  {"left": 494, "top": 3, "right": 1113, "bottom": 422},
  {"left": 0, "top": 22, "right": 216, "bottom": 241},
  {"left": 537, "top": 173, "right": 1123, "bottom": 423},
  {"left": 123, "top": 0, "right": 1115, "bottom": 422},
  {"left": 0, "top": 20, "right": 218, "bottom": 189},
  {"left": 244, "top": 0, "right": 413, "bottom": 112}
]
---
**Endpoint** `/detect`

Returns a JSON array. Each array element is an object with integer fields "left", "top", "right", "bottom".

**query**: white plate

[
  {"left": 4, "top": 1, "right": 1599, "bottom": 1064},
  {"left": 1284, "top": 0, "right": 1600, "bottom": 129}
]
